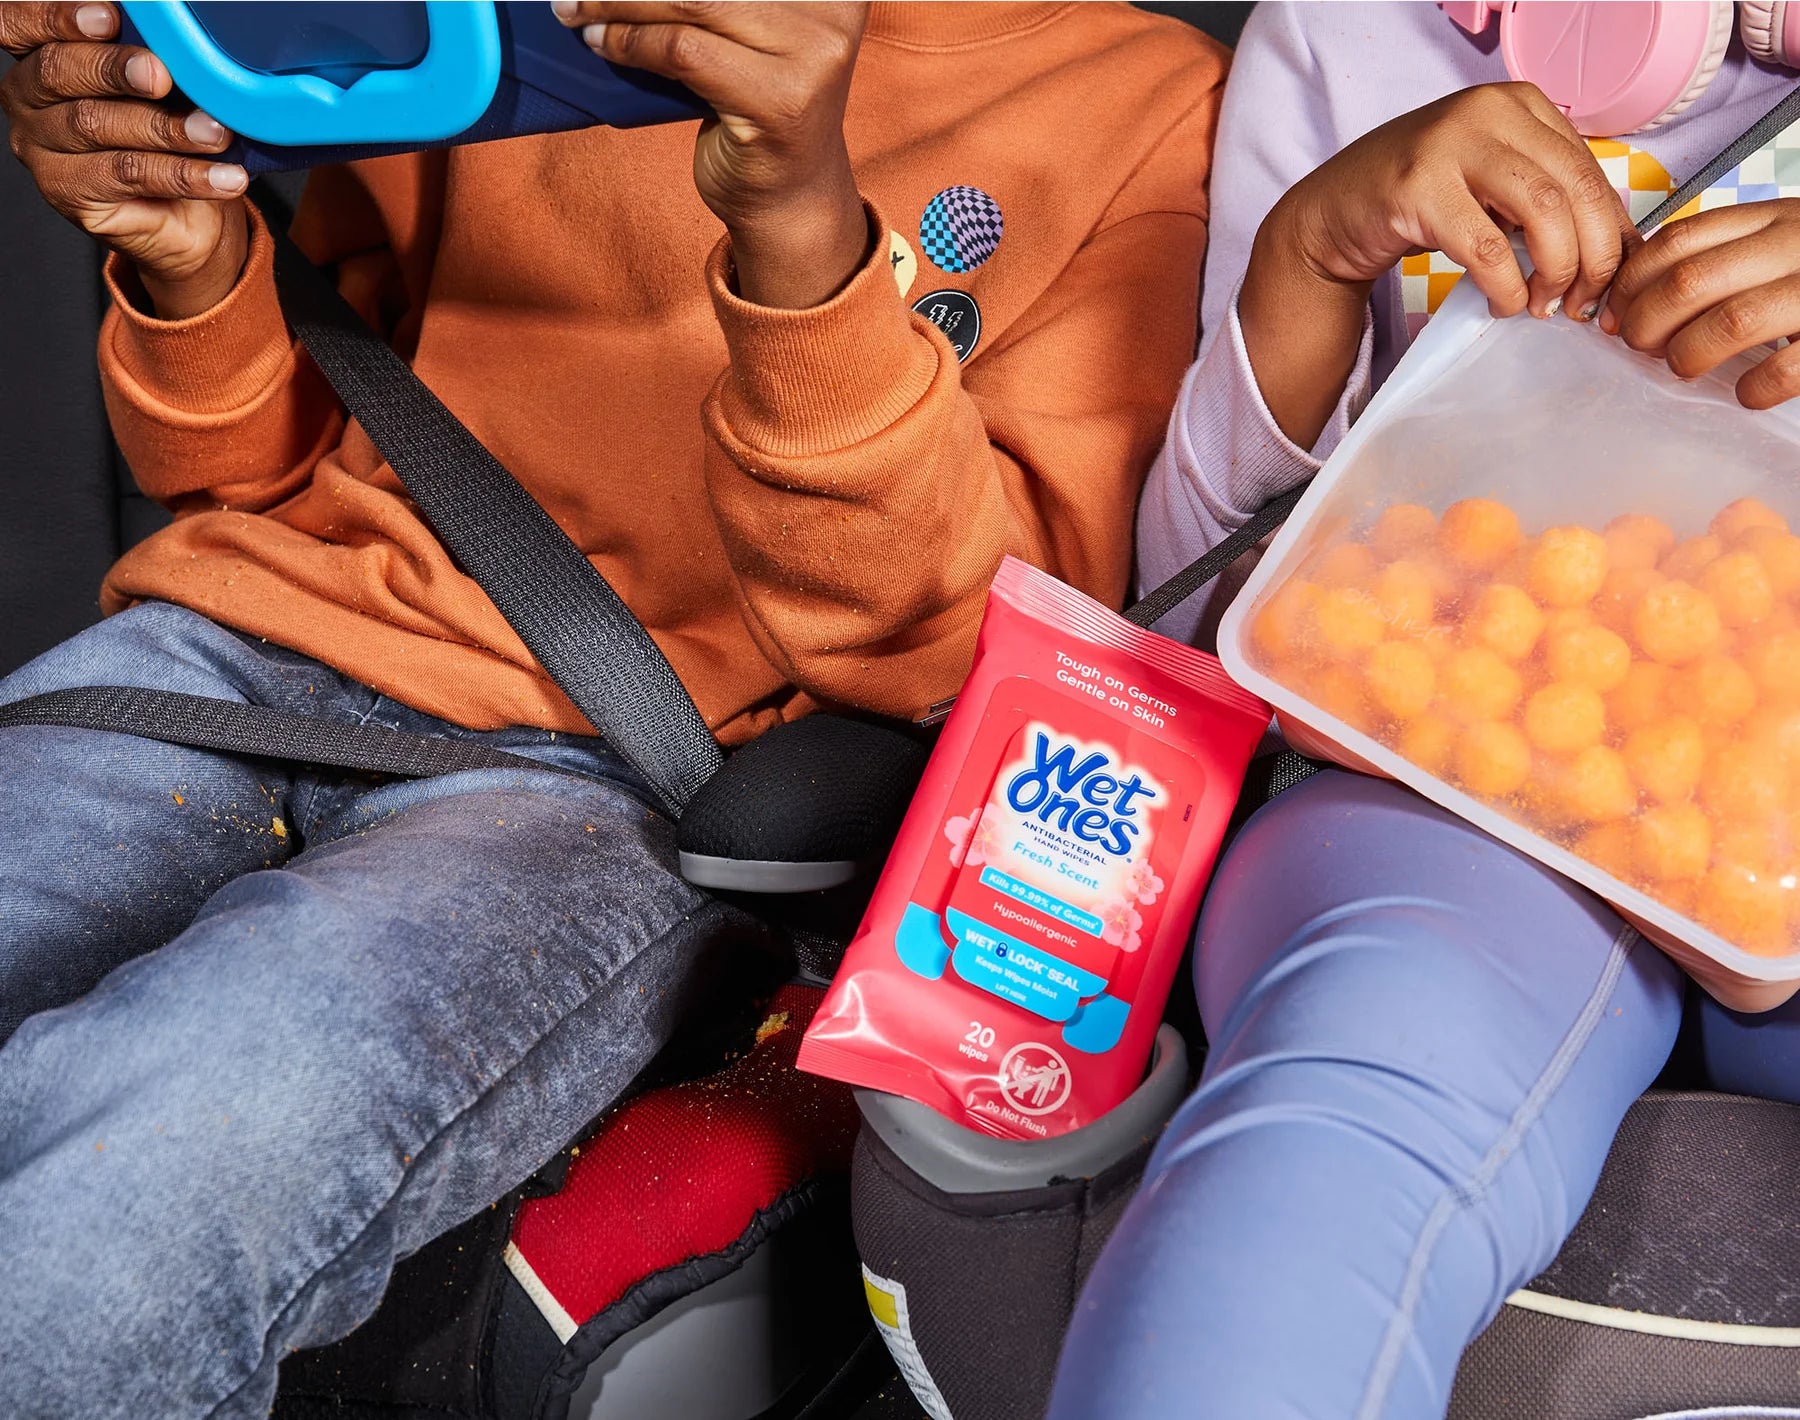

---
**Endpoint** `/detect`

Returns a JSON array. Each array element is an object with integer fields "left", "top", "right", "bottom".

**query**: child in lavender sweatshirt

[{"left": 1051, "top": 4, "right": 1800, "bottom": 1417}]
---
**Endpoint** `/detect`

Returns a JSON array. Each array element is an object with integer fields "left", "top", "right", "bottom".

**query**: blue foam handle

[{"left": 119, "top": 1, "right": 500, "bottom": 146}]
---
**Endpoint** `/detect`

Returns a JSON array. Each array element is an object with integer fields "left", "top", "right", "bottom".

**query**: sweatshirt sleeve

[
  {"left": 98, "top": 155, "right": 439, "bottom": 516},
  {"left": 1134, "top": 1, "right": 1381, "bottom": 642},
  {"left": 700, "top": 95, "right": 1220, "bottom": 719}
]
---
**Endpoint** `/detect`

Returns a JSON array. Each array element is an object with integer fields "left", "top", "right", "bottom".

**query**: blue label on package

[
  {"left": 945, "top": 908, "right": 1109, "bottom": 1022},
  {"left": 977, "top": 867, "right": 1105, "bottom": 937}
]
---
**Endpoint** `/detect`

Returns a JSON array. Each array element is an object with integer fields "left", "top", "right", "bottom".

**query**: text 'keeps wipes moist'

[{"left": 799, "top": 557, "right": 1269, "bottom": 1140}]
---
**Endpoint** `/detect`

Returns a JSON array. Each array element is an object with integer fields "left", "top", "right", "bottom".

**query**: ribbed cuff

[
  {"left": 707, "top": 200, "right": 937, "bottom": 460},
  {"left": 103, "top": 204, "right": 295, "bottom": 417},
  {"left": 1180, "top": 280, "right": 1375, "bottom": 527}
]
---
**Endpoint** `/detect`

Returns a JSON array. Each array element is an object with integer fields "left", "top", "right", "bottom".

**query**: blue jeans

[
  {"left": 1050, "top": 769, "right": 1800, "bottom": 1420},
  {"left": 0, "top": 603, "right": 771, "bottom": 1419}
]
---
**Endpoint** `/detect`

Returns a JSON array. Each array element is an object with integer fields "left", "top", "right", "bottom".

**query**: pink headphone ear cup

[
  {"left": 1741, "top": 0, "right": 1781, "bottom": 61},
  {"left": 1741, "top": 0, "right": 1800, "bottom": 65},
  {"left": 1642, "top": 0, "right": 1735, "bottom": 129}
]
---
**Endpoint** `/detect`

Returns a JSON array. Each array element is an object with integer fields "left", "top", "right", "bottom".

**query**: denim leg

[
  {"left": 1047, "top": 770, "right": 1684, "bottom": 1420},
  {"left": 0, "top": 756, "right": 773, "bottom": 1420},
  {"left": 0, "top": 602, "right": 386, "bottom": 1040}
]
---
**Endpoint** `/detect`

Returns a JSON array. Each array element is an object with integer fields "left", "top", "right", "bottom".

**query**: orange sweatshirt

[{"left": 97, "top": 2, "right": 1225, "bottom": 745}]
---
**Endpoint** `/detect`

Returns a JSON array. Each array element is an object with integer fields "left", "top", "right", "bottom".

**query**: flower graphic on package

[
  {"left": 1123, "top": 861, "right": 1164, "bottom": 905},
  {"left": 944, "top": 809, "right": 1001, "bottom": 868},
  {"left": 1097, "top": 895, "right": 1144, "bottom": 953}
]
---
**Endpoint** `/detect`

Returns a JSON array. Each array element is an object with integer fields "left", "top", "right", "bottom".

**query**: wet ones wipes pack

[{"left": 799, "top": 558, "right": 1268, "bottom": 1140}]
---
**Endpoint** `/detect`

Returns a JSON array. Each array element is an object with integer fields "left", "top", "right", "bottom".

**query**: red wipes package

[{"left": 798, "top": 557, "right": 1269, "bottom": 1140}]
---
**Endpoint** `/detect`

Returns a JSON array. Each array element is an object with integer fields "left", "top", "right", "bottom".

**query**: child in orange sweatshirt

[{"left": 0, "top": 3, "right": 1225, "bottom": 1414}]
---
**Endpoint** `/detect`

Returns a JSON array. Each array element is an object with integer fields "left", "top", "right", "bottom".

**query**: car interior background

[{"left": 10, "top": 6, "right": 1800, "bottom": 1420}]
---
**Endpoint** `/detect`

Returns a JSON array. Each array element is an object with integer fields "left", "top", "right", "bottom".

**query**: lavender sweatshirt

[{"left": 1140, "top": 0, "right": 1798, "bottom": 645}]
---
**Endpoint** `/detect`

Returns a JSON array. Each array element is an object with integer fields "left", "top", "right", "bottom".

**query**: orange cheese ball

[
  {"left": 1608, "top": 661, "right": 1673, "bottom": 735},
  {"left": 1373, "top": 560, "right": 1439, "bottom": 636},
  {"left": 1623, "top": 716, "right": 1707, "bottom": 803},
  {"left": 1738, "top": 525, "right": 1800, "bottom": 599},
  {"left": 1251, "top": 581, "right": 1320, "bottom": 667},
  {"left": 1439, "top": 498, "right": 1522, "bottom": 574},
  {"left": 1593, "top": 566, "right": 1664, "bottom": 635},
  {"left": 1553, "top": 745, "right": 1638, "bottom": 824},
  {"left": 1697, "top": 860, "right": 1791, "bottom": 955},
  {"left": 1741, "top": 709, "right": 1800, "bottom": 810},
  {"left": 1633, "top": 803, "right": 1713, "bottom": 882},
  {"left": 1702, "top": 742, "right": 1787, "bottom": 822},
  {"left": 1669, "top": 654, "right": 1758, "bottom": 729},
  {"left": 1371, "top": 503, "right": 1438, "bottom": 560},
  {"left": 1543, "top": 621, "right": 1633, "bottom": 692},
  {"left": 1523, "top": 682, "right": 1606, "bottom": 756},
  {"left": 1312, "top": 540, "right": 1379, "bottom": 589},
  {"left": 1573, "top": 821, "right": 1636, "bottom": 880},
  {"left": 1495, "top": 536, "right": 1538, "bottom": 590},
  {"left": 1713, "top": 815, "right": 1786, "bottom": 874},
  {"left": 1527, "top": 526, "right": 1610, "bottom": 608},
  {"left": 1743, "top": 705, "right": 1800, "bottom": 763},
  {"left": 1313, "top": 586, "right": 1387, "bottom": 661},
  {"left": 1465, "top": 583, "right": 1545, "bottom": 661},
  {"left": 1398, "top": 712, "right": 1457, "bottom": 776},
  {"left": 1455, "top": 720, "right": 1532, "bottom": 797},
  {"left": 1697, "top": 551, "right": 1777, "bottom": 628},
  {"left": 1365, "top": 641, "right": 1437, "bottom": 721},
  {"left": 1745, "top": 629, "right": 1800, "bottom": 709},
  {"left": 1302, "top": 664, "right": 1374, "bottom": 733},
  {"left": 1660, "top": 535, "right": 1724, "bottom": 583},
  {"left": 1439, "top": 646, "right": 1524, "bottom": 722},
  {"left": 1603, "top": 513, "right": 1677, "bottom": 572},
  {"left": 1712, "top": 497, "right": 1789, "bottom": 545},
  {"left": 1632, "top": 581, "right": 1723, "bottom": 666}
]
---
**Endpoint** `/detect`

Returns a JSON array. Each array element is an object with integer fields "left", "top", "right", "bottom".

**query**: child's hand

[
  {"left": 0, "top": 1, "right": 248, "bottom": 319},
  {"left": 1604, "top": 202, "right": 1800, "bottom": 409},
  {"left": 555, "top": 1, "right": 870, "bottom": 310},
  {"left": 1241, "top": 83, "right": 1637, "bottom": 450}
]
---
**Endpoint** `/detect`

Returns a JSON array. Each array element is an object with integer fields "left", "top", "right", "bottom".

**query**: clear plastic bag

[{"left": 1218, "top": 276, "right": 1800, "bottom": 1010}]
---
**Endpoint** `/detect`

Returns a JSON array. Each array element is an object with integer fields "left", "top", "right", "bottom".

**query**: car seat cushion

[
  {"left": 1448, "top": 1091, "right": 1800, "bottom": 1419},
  {"left": 497, "top": 983, "right": 862, "bottom": 1420}
]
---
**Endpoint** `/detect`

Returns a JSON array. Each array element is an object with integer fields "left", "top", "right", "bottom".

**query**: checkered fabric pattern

[
  {"left": 920, "top": 185, "right": 1004, "bottom": 273},
  {"left": 1400, "top": 127, "right": 1800, "bottom": 333}
]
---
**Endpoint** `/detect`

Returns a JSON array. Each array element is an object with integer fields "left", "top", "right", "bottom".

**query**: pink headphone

[{"left": 1443, "top": 2, "right": 1798, "bottom": 136}]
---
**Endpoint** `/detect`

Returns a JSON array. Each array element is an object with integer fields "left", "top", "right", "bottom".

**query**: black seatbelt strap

[
  {"left": 1123, "top": 483, "right": 1307, "bottom": 629},
  {"left": 261, "top": 216, "right": 721, "bottom": 817},
  {"left": 1638, "top": 82, "right": 1800, "bottom": 233},
  {"left": 0, "top": 686, "right": 563, "bottom": 779}
]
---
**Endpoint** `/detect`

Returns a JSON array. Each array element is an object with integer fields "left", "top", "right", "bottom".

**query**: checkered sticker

[
  {"left": 1400, "top": 127, "right": 1800, "bottom": 333},
  {"left": 920, "top": 185, "right": 1004, "bottom": 273}
]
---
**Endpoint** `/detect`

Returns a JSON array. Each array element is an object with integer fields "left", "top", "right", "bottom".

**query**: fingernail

[
  {"left": 208, "top": 163, "right": 246, "bottom": 194},
  {"left": 1544, "top": 297, "right": 1563, "bottom": 320},
  {"left": 582, "top": 22, "right": 607, "bottom": 47},
  {"left": 185, "top": 111, "right": 226, "bottom": 146},
  {"left": 1578, "top": 303, "right": 1600, "bottom": 322},
  {"left": 551, "top": 0, "right": 579, "bottom": 18},
  {"left": 75, "top": 4, "right": 115, "bottom": 38},
  {"left": 124, "top": 52, "right": 158, "bottom": 94},
  {"left": 1600, "top": 307, "right": 1619, "bottom": 335}
]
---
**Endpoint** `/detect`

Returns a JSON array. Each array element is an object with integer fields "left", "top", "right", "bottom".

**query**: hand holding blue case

[{"left": 117, "top": 2, "right": 707, "bottom": 173}]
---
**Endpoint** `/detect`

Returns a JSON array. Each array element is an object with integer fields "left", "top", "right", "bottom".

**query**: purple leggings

[{"left": 1050, "top": 768, "right": 1800, "bottom": 1420}]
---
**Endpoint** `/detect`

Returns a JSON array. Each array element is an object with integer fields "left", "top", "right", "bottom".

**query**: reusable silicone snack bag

[
  {"left": 799, "top": 557, "right": 1268, "bottom": 1141},
  {"left": 1217, "top": 271, "right": 1800, "bottom": 1011}
]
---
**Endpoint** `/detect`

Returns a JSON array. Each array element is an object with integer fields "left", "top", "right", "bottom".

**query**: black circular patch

[{"left": 911, "top": 289, "right": 981, "bottom": 362}]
